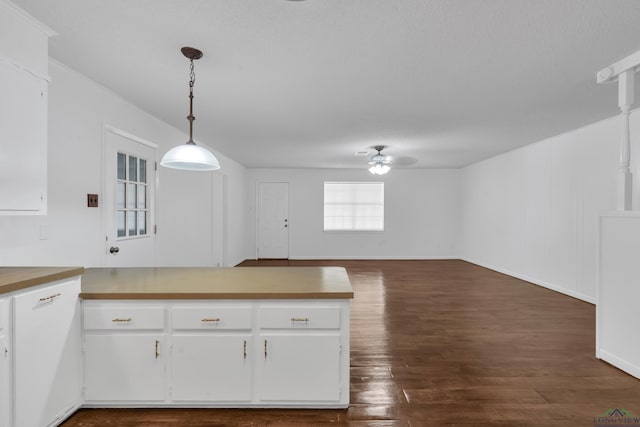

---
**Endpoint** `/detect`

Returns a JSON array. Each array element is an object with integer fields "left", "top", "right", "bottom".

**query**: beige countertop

[
  {"left": 81, "top": 267, "right": 354, "bottom": 300},
  {"left": 0, "top": 267, "right": 85, "bottom": 295}
]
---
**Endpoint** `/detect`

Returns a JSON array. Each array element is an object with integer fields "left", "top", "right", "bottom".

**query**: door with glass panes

[{"left": 103, "top": 126, "right": 157, "bottom": 266}]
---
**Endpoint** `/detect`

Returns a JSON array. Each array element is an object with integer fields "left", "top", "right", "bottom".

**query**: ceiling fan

[{"left": 368, "top": 146, "right": 392, "bottom": 175}]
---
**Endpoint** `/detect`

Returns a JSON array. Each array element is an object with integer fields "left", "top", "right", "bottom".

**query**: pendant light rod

[
  {"left": 182, "top": 47, "right": 202, "bottom": 145},
  {"left": 187, "top": 61, "right": 195, "bottom": 144}
]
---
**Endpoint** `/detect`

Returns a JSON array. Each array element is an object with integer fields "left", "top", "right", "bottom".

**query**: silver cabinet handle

[{"left": 39, "top": 293, "right": 61, "bottom": 302}]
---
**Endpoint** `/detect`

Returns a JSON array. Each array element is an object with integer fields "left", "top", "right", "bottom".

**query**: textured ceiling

[{"left": 11, "top": 0, "right": 640, "bottom": 169}]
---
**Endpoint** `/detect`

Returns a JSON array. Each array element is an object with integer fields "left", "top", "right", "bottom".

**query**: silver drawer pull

[
  {"left": 201, "top": 317, "right": 220, "bottom": 322},
  {"left": 290, "top": 317, "right": 309, "bottom": 322},
  {"left": 112, "top": 318, "right": 132, "bottom": 323},
  {"left": 39, "top": 293, "right": 61, "bottom": 302}
]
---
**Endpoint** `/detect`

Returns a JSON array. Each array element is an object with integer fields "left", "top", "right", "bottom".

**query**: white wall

[
  {"left": 0, "top": 59, "right": 248, "bottom": 267},
  {"left": 246, "top": 168, "right": 460, "bottom": 259},
  {"left": 460, "top": 109, "right": 640, "bottom": 303}
]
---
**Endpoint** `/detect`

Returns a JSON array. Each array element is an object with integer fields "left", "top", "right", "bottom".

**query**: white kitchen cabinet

[
  {"left": 0, "top": 299, "right": 9, "bottom": 427},
  {"left": 83, "top": 304, "right": 166, "bottom": 402},
  {"left": 84, "top": 334, "right": 166, "bottom": 402},
  {"left": 81, "top": 298, "right": 350, "bottom": 408},
  {"left": 0, "top": 62, "right": 47, "bottom": 213},
  {"left": 256, "top": 304, "right": 344, "bottom": 403},
  {"left": 171, "top": 334, "right": 252, "bottom": 401},
  {"left": 0, "top": 0, "right": 53, "bottom": 215},
  {"left": 13, "top": 277, "right": 82, "bottom": 427},
  {"left": 170, "top": 305, "right": 253, "bottom": 402},
  {"left": 257, "top": 334, "right": 342, "bottom": 402},
  {"left": 0, "top": 335, "right": 8, "bottom": 427}
]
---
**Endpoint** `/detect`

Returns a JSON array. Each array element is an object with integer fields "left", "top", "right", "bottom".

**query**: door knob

[{"left": 109, "top": 246, "right": 120, "bottom": 254}]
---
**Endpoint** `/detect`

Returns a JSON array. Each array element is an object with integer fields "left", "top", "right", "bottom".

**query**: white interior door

[
  {"left": 103, "top": 126, "right": 157, "bottom": 267},
  {"left": 257, "top": 182, "right": 289, "bottom": 259}
]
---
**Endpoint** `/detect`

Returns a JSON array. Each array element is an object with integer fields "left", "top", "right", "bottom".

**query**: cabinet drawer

[
  {"left": 259, "top": 306, "right": 341, "bottom": 329},
  {"left": 84, "top": 306, "right": 165, "bottom": 330},
  {"left": 172, "top": 307, "right": 252, "bottom": 330}
]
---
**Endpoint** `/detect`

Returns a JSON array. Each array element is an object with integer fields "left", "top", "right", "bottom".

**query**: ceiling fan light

[
  {"left": 160, "top": 143, "right": 220, "bottom": 171},
  {"left": 368, "top": 154, "right": 391, "bottom": 165},
  {"left": 367, "top": 145, "right": 391, "bottom": 174},
  {"left": 369, "top": 163, "right": 390, "bottom": 175}
]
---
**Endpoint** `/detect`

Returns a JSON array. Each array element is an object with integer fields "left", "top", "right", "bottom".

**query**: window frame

[{"left": 323, "top": 181, "right": 385, "bottom": 232}]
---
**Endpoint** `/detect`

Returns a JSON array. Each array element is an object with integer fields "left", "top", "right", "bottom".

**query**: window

[
  {"left": 116, "top": 152, "right": 149, "bottom": 239},
  {"left": 323, "top": 182, "right": 384, "bottom": 231}
]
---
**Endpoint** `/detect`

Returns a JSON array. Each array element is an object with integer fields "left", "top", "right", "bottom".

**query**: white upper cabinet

[{"left": 0, "top": 0, "right": 55, "bottom": 215}]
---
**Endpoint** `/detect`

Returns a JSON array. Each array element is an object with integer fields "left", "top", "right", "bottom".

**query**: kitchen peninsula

[
  {"left": 0, "top": 266, "right": 353, "bottom": 427},
  {"left": 81, "top": 267, "right": 353, "bottom": 408}
]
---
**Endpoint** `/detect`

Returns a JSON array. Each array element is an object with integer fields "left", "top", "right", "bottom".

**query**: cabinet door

[
  {"left": 0, "top": 61, "right": 47, "bottom": 213},
  {"left": 0, "top": 334, "right": 8, "bottom": 427},
  {"left": 0, "top": 298, "right": 7, "bottom": 427},
  {"left": 257, "top": 334, "right": 342, "bottom": 402},
  {"left": 171, "top": 334, "right": 252, "bottom": 402},
  {"left": 84, "top": 334, "right": 165, "bottom": 402},
  {"left": 13, "top": 279, "right": 82, "bottom": 427}
]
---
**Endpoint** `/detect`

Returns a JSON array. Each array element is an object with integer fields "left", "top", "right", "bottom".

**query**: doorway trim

[{"left": 101, "top": 124, "right": 158, "bottom": 266}]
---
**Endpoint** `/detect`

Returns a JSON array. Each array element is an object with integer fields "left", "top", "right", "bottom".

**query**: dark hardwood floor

[{"left": 62, "top": 260, "right": 640, "bottom": 426}]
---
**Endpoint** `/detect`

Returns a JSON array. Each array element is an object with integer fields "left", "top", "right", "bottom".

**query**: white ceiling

[{"left": 12, "top": 0, "right": 640, "bottom": 169}]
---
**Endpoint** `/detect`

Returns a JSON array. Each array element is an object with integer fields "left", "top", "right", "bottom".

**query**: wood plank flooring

[{"left": 61, "top": 260, "right": 640, "bottom": 426}]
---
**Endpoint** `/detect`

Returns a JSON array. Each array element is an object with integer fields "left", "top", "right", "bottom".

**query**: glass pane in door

[
  {"left": 127, "top": 184, "right": 137, "bottom": 209},
  {"left": 127, "top": 211, "right": 137, "bottom": 236},
  {"left": 129, "top": 156, "right": 138, "bottom": 182},
  {"left": 116, "top": 183, "right": 125, "bottom": 209},
  {"left": 117, "top": 153, "right": 126, "bottom": 180},
  {"left": 138, "top": 211, "right": 147, "bottom": 235},
  {"left": 137, "top": 185, "right": 146, "bottom": 209},
  {"left": 117, "top": 211, "right": 126, "bottom": 237},
  {"left": 139, "top": 159, "right": 147, "bottom": 183}
]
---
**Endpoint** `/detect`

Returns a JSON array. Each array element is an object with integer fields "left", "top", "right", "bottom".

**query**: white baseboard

[
  {"left": 598, "top": 349, "right": 640, "bottom": 379},
  {"left": 461, "top": 257, "right": 596, "bottom": 305}
]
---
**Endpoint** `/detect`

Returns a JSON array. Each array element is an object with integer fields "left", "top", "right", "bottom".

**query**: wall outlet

[{"left": 87, "top": 194, "right": 99, "bottom": 207}]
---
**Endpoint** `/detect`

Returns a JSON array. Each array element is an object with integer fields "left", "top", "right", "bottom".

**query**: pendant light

[
  {"left": 368, "top": 146, "right": 391, "bottom": 175},
  {"left": 160, "top": 47, "right": 220, "bottom": 171}
]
